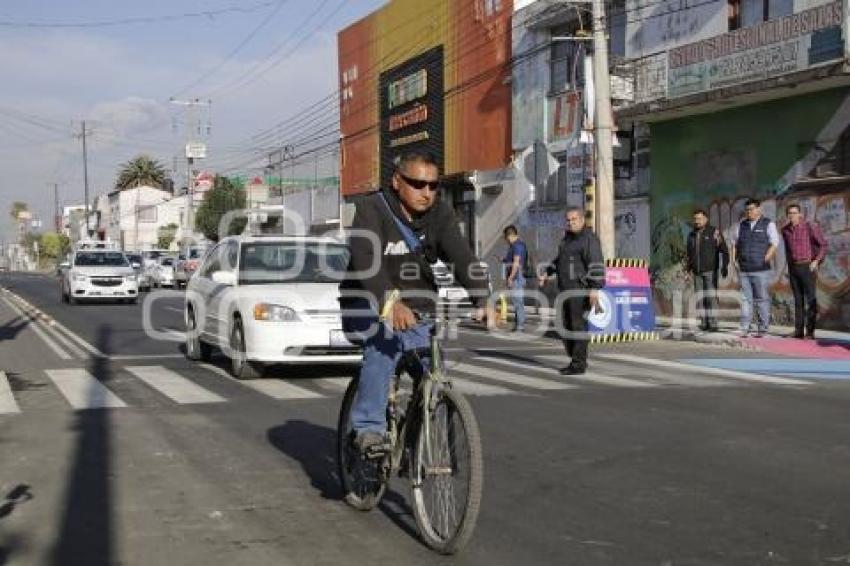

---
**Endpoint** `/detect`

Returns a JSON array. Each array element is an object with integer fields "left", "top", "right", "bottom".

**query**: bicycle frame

[{"left": 385, "top": 319, "right": 449, "bottom": 481}]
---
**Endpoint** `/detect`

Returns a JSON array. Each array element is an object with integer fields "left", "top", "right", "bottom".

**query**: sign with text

[
  {"left": 668, "top": 0, "right": 843, "bottom": 98},
  {"left": 588, "top": 262, "right": 656, "bottom": 335}
]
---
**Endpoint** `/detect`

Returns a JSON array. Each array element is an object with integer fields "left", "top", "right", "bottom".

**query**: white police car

[{"left": 60, "top": 242, "right": 139, "bottom": 304}]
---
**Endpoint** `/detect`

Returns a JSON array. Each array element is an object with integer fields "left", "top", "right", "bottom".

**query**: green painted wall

[{"left": 647, "top": 87, "right": 850, "bottom": 327}]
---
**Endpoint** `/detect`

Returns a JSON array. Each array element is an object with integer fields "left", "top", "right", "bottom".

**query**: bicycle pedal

[{"left": 362, "top": 443, "right": 391, "bottom": 460}]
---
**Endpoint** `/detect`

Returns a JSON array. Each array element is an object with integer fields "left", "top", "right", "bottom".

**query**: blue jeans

[
  {"left": 740, "top": 270, "right": 771, "bottom": 332},
  {"left": 342, "top": 306, "right": 433, "bottom": 434},
  {"left": 509, "top": 275, "right": 526, "bottom": 329}
]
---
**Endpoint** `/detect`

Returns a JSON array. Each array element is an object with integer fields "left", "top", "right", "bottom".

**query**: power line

[
  {"left": 170, "top": 0, "right": 292, "bottom": 99},
  {"left": 207, "top": 0, "right": 347, "bottom": 99},
  {"left": 0, "top": 1, "right": 285, "bottom": 29}
]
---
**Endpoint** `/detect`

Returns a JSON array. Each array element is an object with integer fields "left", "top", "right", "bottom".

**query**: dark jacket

[
  {"left": 340, "top": 187, "right": 489, "bottom": 313},
  {"left": 545, "top": 227, "right": 605, "bottom": 290},
  {"left": 686, "top": 225, "right": 729, "bottom": 274},
  {"left": 736, "top": 217, "right": 772, "bottom": 272}
]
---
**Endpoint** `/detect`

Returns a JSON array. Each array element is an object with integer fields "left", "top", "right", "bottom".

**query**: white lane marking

[
  {"left": 0, "top": 371, "right": 21, "bottom": 414},
  {"left": 46, "top": 317, "right": 106, "bottom": 358},
  {"left": 535, "top": 355, "right": 725, "bottom": 388},
  {"left": 45, "top": 369, "right": 127, "bottom": 409},
  {"left": 596, "top": 353, "right": 812, "bottom": 386},
  {"left": 1, "top": 295, "right": 71, "bottom": 360},
  {"left": 479, "top": 356, "right": 657, "bottom": 388},
  {"left": 109, "top": 354, "right": 187, "bottom": 361},
  {"left": 456, "top": 327, "right": 555, "bottom": 347},
  {"left": 200, "top": 363, "right": 325, "bottom": 400},
  {"left": 448, "top": 378, "right": 515, "bottom": 396},
  {"left": 125, "top": 366, "right": 225, "bottom": 404},
  {"left": 451, "top": 362, "right": 576, "bottom": 390},
  {"left": 314, "top": 377, "right": 351, "bottom": 391}
]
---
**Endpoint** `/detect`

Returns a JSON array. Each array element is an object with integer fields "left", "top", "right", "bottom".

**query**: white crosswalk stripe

[
  {"left": 537, "top": 355, "right": 741, "bottom": 387},
  {"left": 199, "top": 363, "right": 324, "bottom": 400},
  {"left": 595, "top": 353, "right": 812, "bottom": 386},
  {"left": 125, "top": 366, "right": 225, "bottom": 404},
  {"left": 451, "top": 362, "right": 576, "bottom": 390},
  {"left": 0, "top": 371, "right": 21, "bottom": 414},
  {"left": 478, "top": 356, "right": 657, "bottom": 388},
  {"left": 45, "top": 369, "right": 127, "bottom": 410}
]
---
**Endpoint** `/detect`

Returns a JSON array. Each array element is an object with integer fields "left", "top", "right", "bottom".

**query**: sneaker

[
  {"left": 559, "top": 365, "right": 586, "bottom": 375},
  {"left": 754, "top": 330, "right": 766, "bottom": 338},
  {"left": 804, "top": 331, "right": 816, "bottom": 340},
  {"left": 353, "top": 431, "right": 387, "bottom": 456}
]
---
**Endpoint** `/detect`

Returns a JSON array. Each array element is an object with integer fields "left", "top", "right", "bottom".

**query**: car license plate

[
  {"left": 445, "top": 288, "right": 466, "bottom": 300},
  {"left": 330, "top": 329, "right": 352, "bottom": 347}
]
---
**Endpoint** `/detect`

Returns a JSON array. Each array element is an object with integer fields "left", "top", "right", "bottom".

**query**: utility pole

[
  {"left": 591, "top": 0, "right": 616, "bottom": 258},
  {"left": 169, "top": 97, "right": 211, "bottom": 240},
  {"left": 80, "top": 120, "right": 91, "bottom": 235},
  {"left": 53, "top": 183, "right": 60, "bottom": 232}
]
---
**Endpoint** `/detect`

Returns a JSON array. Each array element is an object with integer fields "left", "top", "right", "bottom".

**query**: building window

[
  {"left": 729, "top": 0, "right": 792, "bottom": 30},
  {"left": 550, "top": 26, "right": 585, "bottom": 95},
  {"left": 139, "top": 206, "right": 157, "bottom": 223}
]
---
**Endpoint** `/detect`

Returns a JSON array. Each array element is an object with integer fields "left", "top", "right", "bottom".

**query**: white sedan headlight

[
  {"left": 72, "top": 273, "right": 88, "bottom": 282},
  {"left": 253, "top": 303, "right": 300, "bottom": 322},
  {"left": 125, "top": 275, "right": 137, "bottom": 283}
]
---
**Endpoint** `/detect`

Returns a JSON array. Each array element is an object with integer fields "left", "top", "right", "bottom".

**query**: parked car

[
  {"left": 60, "top": 248, "right": 138, "bottom": 304},
  {"left": 174, "top": 246, "right": 207, "bottom": 289},
  {"left": 125, "top": 253, "right": 150, "bottom": 291},
  {"left": 184, "top": 234, "right": 360, "bottom": 378},
  {"left": 152, "top": 256, "right": 177, "bottom": 288}
]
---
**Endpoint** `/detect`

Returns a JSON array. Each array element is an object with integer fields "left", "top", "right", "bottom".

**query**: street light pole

[{"left": 591, "top": 0, "right": 616, "bottom": 259}]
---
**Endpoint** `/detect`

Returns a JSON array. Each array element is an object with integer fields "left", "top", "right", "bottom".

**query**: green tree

[
  {"left": 194, "top": 176, "right": 247, "bottom": 241},
  {"left": 157, "top": 223, "right": 179, "bottom": 250},
  {"left": 116, "top": 155, "right": 168, "bottom": 190},
  {"left": 9, "top": 201, "right": 28, "bottom": 220},
  {"left": 39, "top": 232, "right": 71, "bottom": 262}
]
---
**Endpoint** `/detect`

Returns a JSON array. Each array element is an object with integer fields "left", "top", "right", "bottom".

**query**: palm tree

[{"left": 116, "top": 155, "right": 168, "bottom": 190}]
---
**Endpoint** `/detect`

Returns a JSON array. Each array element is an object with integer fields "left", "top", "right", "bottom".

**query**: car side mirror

[
  {"left": 131, "top": 262, "right": 141, "bottom": 269},
  {"left": 211, "top": 271, "right": 236, "bottom": 286}
]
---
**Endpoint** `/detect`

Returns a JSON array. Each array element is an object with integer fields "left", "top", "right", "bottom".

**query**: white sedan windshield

[
  {"left": 239, "top": 243, "right": 349, "bottom": 285},
  {"left": 75, "top": 252, "right": 129, "bottom": 267}
]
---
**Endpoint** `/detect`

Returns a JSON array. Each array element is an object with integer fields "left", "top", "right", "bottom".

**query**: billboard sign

[{"left": 668, "top": 0, "right": 843, "bottom": 98}]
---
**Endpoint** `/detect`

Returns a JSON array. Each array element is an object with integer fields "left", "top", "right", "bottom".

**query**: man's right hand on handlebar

[{"left": 388, "top": 300, "right": 418, "bottom": 332}]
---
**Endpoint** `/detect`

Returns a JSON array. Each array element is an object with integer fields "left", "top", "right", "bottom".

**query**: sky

[{"left": 0, "top": 0, "right": 385, "bottom": 240}]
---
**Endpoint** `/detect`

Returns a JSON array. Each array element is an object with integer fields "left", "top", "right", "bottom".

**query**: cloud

[{"left": 0, "top": 25, "right": 344, "bottom": 239}]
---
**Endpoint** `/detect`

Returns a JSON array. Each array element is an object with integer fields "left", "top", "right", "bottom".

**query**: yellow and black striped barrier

[
  {"left": 605, "top": 258, "right": 648, "bottom": 268},
  {"left": 590, "top": 331, "right": 661, "bottom": 344}
]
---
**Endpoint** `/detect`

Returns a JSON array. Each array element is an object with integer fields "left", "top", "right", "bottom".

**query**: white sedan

[
  {"left": 61, "top": 250, "right": 139, "bottom": 304},
  {"left": 184, "top": 235, "right": 361, "bottom": 379}
]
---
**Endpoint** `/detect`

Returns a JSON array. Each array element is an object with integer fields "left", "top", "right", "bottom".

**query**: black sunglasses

[{"left": 399, "top": 173, "right": 440, "bottom": 192}]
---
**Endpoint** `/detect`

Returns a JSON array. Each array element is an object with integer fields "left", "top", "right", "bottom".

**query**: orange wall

[{"left": 338, "top": 0, "right": 512, "bottom": 196}]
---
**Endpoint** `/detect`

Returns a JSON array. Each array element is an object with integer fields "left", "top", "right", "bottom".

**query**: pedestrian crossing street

[{"left": 0, "top": 352, "right": 813, "bottom": 415}]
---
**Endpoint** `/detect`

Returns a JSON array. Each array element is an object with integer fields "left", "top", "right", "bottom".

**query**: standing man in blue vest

[
  {"left": 502, "top": 225, "right": 528, "bottom": 332},
  {"left": 730, "top": 198, "right": 780, "bottom": 337}
]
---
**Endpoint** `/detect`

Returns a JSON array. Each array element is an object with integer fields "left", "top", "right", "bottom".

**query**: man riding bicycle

[{"left": 340, "top": 150, "right": 495, "bottom": 454}]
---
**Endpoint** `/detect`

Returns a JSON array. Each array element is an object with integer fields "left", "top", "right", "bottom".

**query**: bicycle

[{"left": 336, "top": 312, "right": 484, "bottom": 555}]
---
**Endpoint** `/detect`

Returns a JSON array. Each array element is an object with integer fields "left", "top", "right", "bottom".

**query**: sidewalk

[{"left": 511, "top": 307, "right": 850, "bottom": 359}]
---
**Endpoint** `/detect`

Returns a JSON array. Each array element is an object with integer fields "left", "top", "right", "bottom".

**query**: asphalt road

[{"left": 1, "top": 272, "right": 849, "bottom": 566}]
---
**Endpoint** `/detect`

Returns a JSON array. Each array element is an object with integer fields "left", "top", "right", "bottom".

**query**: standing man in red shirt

[{"left": 781, "top": 203, "right": 828, "bottom": 339}]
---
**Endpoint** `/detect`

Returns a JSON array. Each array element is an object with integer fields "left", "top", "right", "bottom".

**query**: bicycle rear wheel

[
  {"left": 410, "top": 387, "right": 483, "bottom": 554},
  {"left": 337, "top": 377, "right": 387, "bottom": 511}
]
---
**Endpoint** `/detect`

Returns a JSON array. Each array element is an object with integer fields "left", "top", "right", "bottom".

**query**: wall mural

[{"left": 652, "top": 192, "right": 850, "bottom": 327}]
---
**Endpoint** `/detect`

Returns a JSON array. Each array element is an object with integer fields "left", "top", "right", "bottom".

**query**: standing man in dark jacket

[
  {"left": 538, "top": 207, "right": 605, "bottom": 375},
  {"left": 731, "top": 198, "right": 779, "bottom": 337},
  {"left": 502, "top": 225, "right": 528, "bottom": 332},
  {"left": 781, "top": 203, "right": 828, "bottom": 339},
  {"left": 686, "top": 209, "right": 729, "bottom": 332}
]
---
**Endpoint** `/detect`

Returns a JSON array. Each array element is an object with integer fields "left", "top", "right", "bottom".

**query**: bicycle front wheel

[
  {"left": 410, "top": 387, "right": 483, "bottom": 554},
  {"left": 337, "top": 377, "right": 387, "bottom": 511}
]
